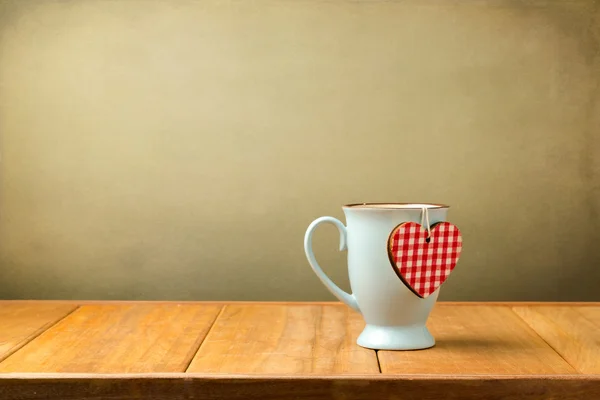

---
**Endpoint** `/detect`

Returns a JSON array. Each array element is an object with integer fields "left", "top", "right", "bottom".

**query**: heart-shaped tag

[{"left": 387, "top": 222, "right": 462, "bottom": 298}]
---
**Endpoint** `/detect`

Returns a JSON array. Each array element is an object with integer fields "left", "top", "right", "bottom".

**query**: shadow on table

[{"left": 433, "top": 337, "right": 525, "bottom": 350}]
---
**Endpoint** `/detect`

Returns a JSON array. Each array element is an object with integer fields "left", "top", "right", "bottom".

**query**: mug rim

[{"left": 343, "top": 202, "right": 449, "bottom": 210}]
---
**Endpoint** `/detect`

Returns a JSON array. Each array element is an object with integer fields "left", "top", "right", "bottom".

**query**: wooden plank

[
  {"left": 576, "top": 307, "right": 600, "bottom": 326},
  {"left": 512, "top": 306, "right": 600, "bottom": 374},
  {"left": 0, "top": 304, "right": 77, "bottom": 363},
  {"left": 187, "top": 304, "right": 379, "bottom": 374},
  {"left": 0, "top": 304, "right": 222, "bottom": 373},
  {"left": 378, "top": 305, "right": 575, "bottom": 375},
  {"left": 1, "top": 374, "right": 600, "bottom": 400}
]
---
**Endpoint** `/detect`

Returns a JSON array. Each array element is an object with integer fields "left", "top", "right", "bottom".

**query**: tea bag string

[{"left": 420, "top": 207, "right": 432, "bottom": 238}]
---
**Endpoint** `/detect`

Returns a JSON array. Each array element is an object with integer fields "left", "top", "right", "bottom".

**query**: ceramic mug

[{"left": 304, "top": 203, "right": 451, "bottom": 350}]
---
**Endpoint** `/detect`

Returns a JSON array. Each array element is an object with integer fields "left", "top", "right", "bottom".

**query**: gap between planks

[
  {"left": 184, "top": 305, "right": 227, "bottom": 372},
  {"left": 511, "top": 304, "right": 595, "bottom": 375},
  {"left": 0, "top": 305, "right": 81, "bottom": 364},
  {"left": 508, "top": 305, "right": 580, "bottom": 373}
]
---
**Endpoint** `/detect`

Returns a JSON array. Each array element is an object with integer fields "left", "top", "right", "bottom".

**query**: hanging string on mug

[{"left": 421, "top": 206, "right": 432, "bottom": 241}]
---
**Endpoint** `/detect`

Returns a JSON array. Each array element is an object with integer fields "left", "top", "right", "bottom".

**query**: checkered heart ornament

[{"left": 387, "top": 211, "right": 463, "bottom": 298}]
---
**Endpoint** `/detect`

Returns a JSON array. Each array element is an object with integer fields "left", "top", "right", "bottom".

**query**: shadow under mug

[{"left": 304, "top": 203, "right": 450, "bottom": 350}]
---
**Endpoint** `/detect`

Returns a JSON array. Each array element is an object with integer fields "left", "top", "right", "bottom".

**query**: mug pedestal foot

[{"left": 357, "top": 324, "right": 435, "bottom": 350}]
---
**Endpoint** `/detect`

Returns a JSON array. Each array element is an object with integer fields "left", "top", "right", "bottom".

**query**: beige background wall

[{"left": 0, "top": 0, "right": 599, "bottom": 301}]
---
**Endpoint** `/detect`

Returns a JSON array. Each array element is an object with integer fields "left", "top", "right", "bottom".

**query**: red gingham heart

[{"left": 387, "top": 222, "right": 463, "bottom": 298}]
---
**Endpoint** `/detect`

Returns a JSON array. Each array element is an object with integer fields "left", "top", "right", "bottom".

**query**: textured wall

[{"left": 0, "top": 0, "right": 599, "bottom": 301}]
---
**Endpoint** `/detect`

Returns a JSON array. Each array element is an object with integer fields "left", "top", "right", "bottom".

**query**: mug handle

[{"left": 304, "top": 216, "right": 360, "bottom": 313}]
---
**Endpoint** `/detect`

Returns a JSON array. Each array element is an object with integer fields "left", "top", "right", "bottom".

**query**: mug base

[{"left": 357, "top": 324, "right": 435, "bottom": 350}]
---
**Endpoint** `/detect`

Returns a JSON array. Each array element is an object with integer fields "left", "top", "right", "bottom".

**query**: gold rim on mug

[{"left": 343, "top": 203, "right": 449, "bottom": 210}]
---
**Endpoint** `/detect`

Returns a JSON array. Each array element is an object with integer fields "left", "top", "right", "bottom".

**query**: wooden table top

[{"left": 0, "top": 301, "right": 598, "bottom": 399}]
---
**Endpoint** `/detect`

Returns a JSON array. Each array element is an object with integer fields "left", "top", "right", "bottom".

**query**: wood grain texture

[
  {"left": 0, "top": 304, "right": 77, "bottom": 363},
  {"left": 2, "top": 300, "right": 600, "bottom": 306},
  {"left": 512, "top": 306, "right": 600, "bottom": 374},
  {"left": 187, "top": 304, "right": 378, "bottom": 374},
  {"left": 1, "top": 374, "right": 600, "bottom": 400},
  {"left": 378, "top": 305, "right": 575, "bottom": 375},
  {"left": 0, "top": 304, "right": 222, "bottom": 373}
]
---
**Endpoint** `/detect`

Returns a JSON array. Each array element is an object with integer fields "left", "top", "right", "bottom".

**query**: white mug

[{"left": 304, "top": 203, "right": 451, "bottom": 350}]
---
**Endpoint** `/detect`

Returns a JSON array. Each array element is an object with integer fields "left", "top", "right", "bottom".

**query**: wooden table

[{"left": 0, "top": 301, "right": 598, "bottom": 399}]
